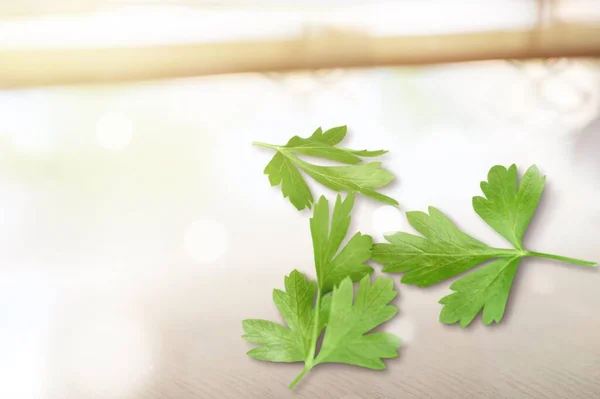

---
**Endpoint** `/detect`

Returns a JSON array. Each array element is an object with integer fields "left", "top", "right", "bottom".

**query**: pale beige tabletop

[{"left": 0, "top": 62, "right": 599, "bottom": 399}]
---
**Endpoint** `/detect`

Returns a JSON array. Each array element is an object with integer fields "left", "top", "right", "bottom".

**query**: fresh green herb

[
  {"left": 372, "top": 164, "right": 596, "bottom": 327},
  {"left": 253, "top": 126, "right": 398, "bottom": 210},
  {"left": 243, "top": 194, "right": 401, "bottom": 388}
]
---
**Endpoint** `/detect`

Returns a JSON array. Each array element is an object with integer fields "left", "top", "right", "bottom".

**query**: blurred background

[{"left": 1, "top": 1, "right": 600, "bottom": 398}]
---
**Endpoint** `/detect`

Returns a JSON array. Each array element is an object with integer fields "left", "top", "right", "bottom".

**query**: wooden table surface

[{"left": 1, "top": 68, "right": 599, "bottom": 399}]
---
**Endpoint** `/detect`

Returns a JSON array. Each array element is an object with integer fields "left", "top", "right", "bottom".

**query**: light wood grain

[
  {"left": 1, "top": 24, "right": 600, "bottom": 89},
  {"left": 3, "top": 68, "right": 599, "bottom": 399}
]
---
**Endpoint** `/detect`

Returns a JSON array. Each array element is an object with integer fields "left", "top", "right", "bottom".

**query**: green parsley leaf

[
  {"left": 253, "top": 126, "right": 398, "bottom": 210},
  {"left": 242, "top": 270, "right": 331, "bottom": 362},
  {"left": 373, "top": 164, "right": 596, "bottom": 327},
  {"left": 243, "top": 194, "right": 401, "bottom": 388},
  {"left": 315, "top": 276, "right": 401, "bottom": 369},
  {"left": 374, "top": 207, "right": 514, "bottom": 287},
  {"left": 439, "top": 257, "right": 520, "bottom": 327},
  {"left": 311, "top": 194, "right": 373, "bottom": 294},
  {"left": 473, "top": 164, "right": 545, "bottom": 250}
]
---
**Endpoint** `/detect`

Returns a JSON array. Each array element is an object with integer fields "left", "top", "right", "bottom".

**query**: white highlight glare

[
  {"left": 0, "top": 273, "right": 52, "bottom": 399},
  {"left": 61, "top": 316, "right": 155, "bottom": 398},
  {"left": 372, "top": 206, "right": 405, "bottom": 236},
  {"left": 540, "top": 78, "right": 586, "bottom": 110},
  {"left": 0, "top": 338, "right": 45, "bottom": 399},
  {"left": 391, "top": 319, "right": 416, "bottom": 344},
  {"left": 184, "top": 220, "right": 229, "bottom": 264},
  {"left": 96, "top": 111, "right": 133, "bottom": 151}
]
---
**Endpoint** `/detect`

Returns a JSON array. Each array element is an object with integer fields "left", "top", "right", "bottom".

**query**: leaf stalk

[
  {"left": 288, "top": 287, "right": 322, "bottom": 389},
  {"left": 288, "top": 364, "right": 312, "bottom": 389},
  {"left": 525, "top": 251, "right": 596, "bottom": 267},
  {"left": 252, "top": 141, "right": 279, "bottom": 150}
]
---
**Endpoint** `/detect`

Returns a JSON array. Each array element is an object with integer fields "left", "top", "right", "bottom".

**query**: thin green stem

[
  {"left": 307, "top": 289, "right": 321, "bottom": 361},
  {"left": 526, "top": 251, "right": 596, "bottom": 267},
  {"left": 288, "top": 365, "right": 312, "bottom": 390},
  {"left": 252, "top": 141, "right": 279, "bottom": 150},
  {"left": 288, "top": 288, "right": 322, "bottom": 390}
]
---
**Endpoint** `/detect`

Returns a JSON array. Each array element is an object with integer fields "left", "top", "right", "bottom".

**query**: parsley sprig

[
  {"left": 243, "top": 194, "right": 401, "bottom": 388},
  {"left": 373, "top": 164, "right": 595, "bottom": 327},
  {"left": 253, "top": 126, "right": 398, "bottom": 211}
]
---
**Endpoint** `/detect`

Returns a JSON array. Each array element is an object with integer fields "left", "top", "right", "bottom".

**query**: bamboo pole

[{"left": 1, "top": 24, "right": 599, "bottom": 89}]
